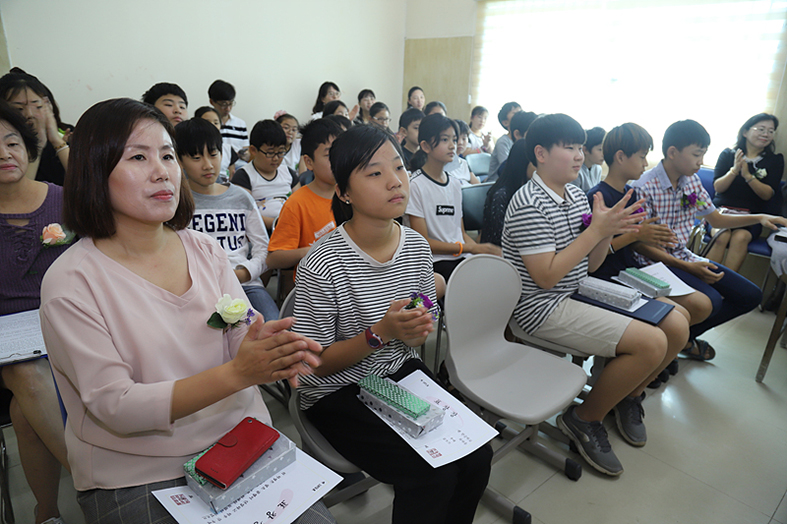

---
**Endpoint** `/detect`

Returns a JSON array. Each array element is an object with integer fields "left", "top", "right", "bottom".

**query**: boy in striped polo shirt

[{"left": 502, "top": 114, "right": 690, "bottom": 476}]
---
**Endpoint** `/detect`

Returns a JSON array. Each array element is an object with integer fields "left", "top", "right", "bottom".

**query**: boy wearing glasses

[
  {"left": 209, "top": 79, "right": 249, "bottom": 175},
  {"left": 266, "top": 118, "right": 344, "bottom": 278},
  {"left": 232, "top": 120, "right": 299, "bottom": 229}
]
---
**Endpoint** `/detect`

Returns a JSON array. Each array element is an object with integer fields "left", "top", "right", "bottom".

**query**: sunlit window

[{"left": 472, "top": 0, "right": 787, "bottom": 166}]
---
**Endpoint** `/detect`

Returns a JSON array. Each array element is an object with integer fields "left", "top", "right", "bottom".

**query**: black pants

[
  {"left": 433, "top": 258, "right": 465, "bottom": 284},
  {"left": 306, "top": 359, "right": 492, "bottom": 524}
]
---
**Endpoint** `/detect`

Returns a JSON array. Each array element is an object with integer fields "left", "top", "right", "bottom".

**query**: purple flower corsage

[
  {"left": 579, "top": 213, "right": 592, "bottom": 231},
  {"left": 406, "top": 292, "right": 440, "bottom": 321},
  {"left": 681, "top": 191, "right": 707, "bottom": 209}
]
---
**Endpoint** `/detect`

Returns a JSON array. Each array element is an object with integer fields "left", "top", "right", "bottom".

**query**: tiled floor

[{"left": 4, "top": 308, "right": 786, "bottom": 524}]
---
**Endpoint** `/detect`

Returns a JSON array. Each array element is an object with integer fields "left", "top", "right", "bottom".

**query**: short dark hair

[
  {"left": 510, "top": 111, "right": 538, "bottom": 138},
  {"left": 63, "top": 98, "right": 194, "bottom": 239},
  {"left": 662, "top": 119, "right": 710, "bottom": 157},
  {"left": 312, "top": 81, "right": 340, "bottom": 114},
  {"left": 330, "top": 124, "right": 404, "bottom": 226},
  {"left": 497, "top": 102, "right": 521, "bottom": 126},
  {"left": 455, "top": 119, "right": 471, "bottom": 138},
  {"left": 407, "top": 86, "right": 424, "bottom": 107},
  {"left": 0, "top": 99, "right": 39, "bottom": 162},
  {"left": 736, "top": 113, "right": 779, "bottom": 155},
  {"left": 0, "top": 68, "right": 65, "bottom": 129},
  {"left": 300, "top": 118, "right": 344, "bottom": 159},
  {"left": 603, "top": 123, "right": 653, "bottom": 166},
  {"left": 194, "top": 106, "right": 220, "bottom": 120},
  {"left": 370, "top": 102, "right": 390, "bottom": 119},
  {"left": 142, "top": 82, "right": 188, "bottom": 106},
  {"left": 208, "top": 80, "right": 235, "bottom": 102},
  {"left": 525, "top": 114, "right": 586, "bottom": 166},
  {"left": 424, "top": 101, "right": 447, "bottom": 115},
  {"left": 174, "top": 118, "right": 223, "bottom": 159},
  {"left": 357, "top": 89, "right": 375, "bottom": 102},
  {"left": 323, "top": 100, "right": 348, "bottom": 117},
  {"left": 471, "top": 106, "right": 488, "bottom": 119},
  {"left": 275, "top": 113, "right": 298, "bottom": 125},
  {"left": 584, "top": 127, "right": 606, "bottom": 150},
  {"left": 249, "top": 120, "right": 287, "bottom": 149},
  {"left": 324, "top": 114, "right": 352, "bottom": 130},
  {"left": 399, "top": 108, "right": 424, "bottom": 130}
]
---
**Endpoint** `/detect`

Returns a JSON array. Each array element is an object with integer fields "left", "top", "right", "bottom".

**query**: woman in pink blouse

[{"left": 39, "top": 99, "right": 328, "bottom": 524}]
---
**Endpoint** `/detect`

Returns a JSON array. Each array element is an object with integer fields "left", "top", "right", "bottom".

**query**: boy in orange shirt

[{"left": 266, "top": 118, "right": 344, "bottom": 273}]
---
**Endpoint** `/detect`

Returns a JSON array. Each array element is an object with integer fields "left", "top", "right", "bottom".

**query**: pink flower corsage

[{"left": 41, "top": 223, "right": 75, "bottom": 248}]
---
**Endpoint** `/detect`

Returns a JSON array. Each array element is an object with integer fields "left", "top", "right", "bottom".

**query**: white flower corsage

[
  {"left": 41, "top": 223, "right": 75, "bottom": 247},
  {"left": 753, "top": 168, "right": 767, "bottom": 180},
  {"left": 207, "top": 294, "right": 255, "bottom": 330}
]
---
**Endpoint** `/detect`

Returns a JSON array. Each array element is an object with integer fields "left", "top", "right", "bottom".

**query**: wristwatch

[{"left": 365, "top": 327, "right": 387, "bottom": 349}]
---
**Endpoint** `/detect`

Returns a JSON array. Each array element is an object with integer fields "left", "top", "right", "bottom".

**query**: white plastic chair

[{"left": 443, "top": 255, "right": 588, "bottom": 523}]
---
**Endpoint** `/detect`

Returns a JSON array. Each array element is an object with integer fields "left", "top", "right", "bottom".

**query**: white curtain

[{"left": 472, "top": 0, "right": 787, "bottom": 165}]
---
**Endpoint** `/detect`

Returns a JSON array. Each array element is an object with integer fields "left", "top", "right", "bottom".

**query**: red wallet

[{"left": 195, "top": 417, "right": 279, "bottom": 489}]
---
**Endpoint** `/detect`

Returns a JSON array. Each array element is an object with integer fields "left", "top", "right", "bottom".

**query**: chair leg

[
  {"left": 0, "top": 428, "right": 14, "bottom": 524},
  {"left": 756, "top": 284, "right": 787, "bottom": 382},
  {"left": 432, "top": 316, "right": 444, "bottom": 374},
  {"left": 481, "top": 486, "right": 531, "bottom": 524},
  {"left": 759, "top": 266, "right": 777, "bottom": 311}
]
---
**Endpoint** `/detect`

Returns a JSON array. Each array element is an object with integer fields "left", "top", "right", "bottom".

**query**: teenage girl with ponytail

[
  {"left": 406, "top": 113, "right": 501, "bottom": 282},
  {"left": 292, "top": 124, "right": 492, "bottom": 524}
]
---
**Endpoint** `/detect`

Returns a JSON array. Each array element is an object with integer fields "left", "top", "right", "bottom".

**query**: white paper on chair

[
  {"left": 637, "top": 262, "right": 696, "bottom": 297},
  {"left": 0, "top": 309, "right": 48, "bottom": 365},
  {"left": 152, "top": 449, "right": 341, "bottom": 524},
  {"left": 370, "top": 370, "right": 497, "bottom": 469}
]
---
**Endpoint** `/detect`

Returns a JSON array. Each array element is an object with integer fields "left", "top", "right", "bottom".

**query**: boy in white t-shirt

[
  {"left": 209, "top": 79, "right": 249, "bottom": 176},
  {"left": 231, "top": 120, "right": 299, "bottom": 229}
]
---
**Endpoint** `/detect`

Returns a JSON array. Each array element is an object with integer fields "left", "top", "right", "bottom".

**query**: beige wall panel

[{"left": 402, "top": 36, "right": 473, "bottom": 123}]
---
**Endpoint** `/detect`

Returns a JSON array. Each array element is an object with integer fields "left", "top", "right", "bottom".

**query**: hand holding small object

[
  {"left": 588, "top": 190, "right": 646, "bottom": 238},
  {"left": 375, "top": 298, "right": 435, "bottom": 345},
  {"left": 233, "top": 316, "right": 323, "bottom": 388}
]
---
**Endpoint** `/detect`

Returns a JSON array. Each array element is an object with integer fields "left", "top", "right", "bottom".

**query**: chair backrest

[
  {"left": 462, "top": 182, "right": 494, "bottom": 231},
  {"left": 279, "top": 288, "right": 296, "bottom": 319},
  {"left": 287, "top": 386, "right": 361, "bottom": 473},
  {"left": 466, "top": 153, "right": 491, "bottom": 178},
  {"left": 444, "top": 255, "right": 523, "bottom": 379},
  {"left": 697, "top": 166, "right": 715, "bottom": 201}
]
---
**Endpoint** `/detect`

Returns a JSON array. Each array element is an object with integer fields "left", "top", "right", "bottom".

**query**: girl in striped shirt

[{"left": 292, "top": 125, "right": 492, "bottom": 524}]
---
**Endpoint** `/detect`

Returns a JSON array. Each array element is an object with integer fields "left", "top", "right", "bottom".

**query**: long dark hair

[
  {"left": 487, "top": 140, "right": 530, "bottom": 209},
  {"left": 330, "top": 125, "right": 404, "bottom": 226},
  {"left": 409, "top": 114, "right": 459, "bottom": 171},
  {"left": 0, "top": 68, "right": 65, "bottom": 129},
  {"left": 312, "top": 81, "right": 340, "bottom": 114},
  {"left": 736, "top": 113, "right": 779, "bottom": 156}
]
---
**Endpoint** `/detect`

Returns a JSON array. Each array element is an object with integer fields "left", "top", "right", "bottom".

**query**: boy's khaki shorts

[{"left": 532, "top": 298, "right": 632, "bottom": 358}]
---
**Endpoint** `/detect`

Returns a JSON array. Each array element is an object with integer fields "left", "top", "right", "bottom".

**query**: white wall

[
  {"left": 405, "top": 0, "right": 477, "bottom": 39},
  {"left": 1, "top": 0, "right": 407, "bottom": 127}
]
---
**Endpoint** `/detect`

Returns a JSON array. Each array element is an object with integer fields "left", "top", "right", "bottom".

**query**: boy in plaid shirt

[{"left": 631, "top": 120, "right": 787, "bottom": 360}]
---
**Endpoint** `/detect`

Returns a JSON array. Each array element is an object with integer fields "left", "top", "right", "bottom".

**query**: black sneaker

[
  {"left": 613, "top": 392, "right": 647, "bottom": 447},
  {"left": 557, "top": 405, "right": 623, "bottom": 476}
]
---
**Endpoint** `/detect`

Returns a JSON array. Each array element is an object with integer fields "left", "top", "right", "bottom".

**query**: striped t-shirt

[
  {"left": 502, "top": 173, "right": 590, "bottom": 334},
  {"left": 293, "top": 223, "right": 437, "bottom": 410}
]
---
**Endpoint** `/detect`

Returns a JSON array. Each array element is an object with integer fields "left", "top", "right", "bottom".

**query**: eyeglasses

[
  {"left": 373, "top": 117, "right": 391, "bottom": 125},
  {"left": 257, "top": 149, "right": 287, "bottom": 159},
  {"left": 215, "top": 100, "right": 235, "bottom": 109},
  {"left": 751, "top": 126, "right": 776, "bottom": 136}
]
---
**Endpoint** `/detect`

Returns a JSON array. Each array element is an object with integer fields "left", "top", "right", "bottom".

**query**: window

[{"left": 472, "top": 0, "right": 787, "bottom": 165}]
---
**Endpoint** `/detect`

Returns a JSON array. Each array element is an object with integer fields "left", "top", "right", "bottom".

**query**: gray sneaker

[
  {"left": 557, "top": 405, "right": 623, "bottom": 476},
  {"left": 613, "top": 392, "right": 647, "bottom": 447}
]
